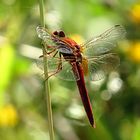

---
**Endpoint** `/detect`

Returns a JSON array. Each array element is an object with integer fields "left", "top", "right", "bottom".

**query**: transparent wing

[
  {"left": 56, "top": 61, "right": 80, "bottom": 81},
  {"left": 86, "top": 53, "right": 120, "bottom": 81},
  {"left": 36, "top": 53, "right": 80, "bottom": 81},
  {"left": 82, "top": 25, "right": 126, "bottom": 56},
  {"left": 36, "top": 26, "right": 56, "bottom": 47},
  {"left": 36, "top": 26, "right": 73, "bottom": 54}
]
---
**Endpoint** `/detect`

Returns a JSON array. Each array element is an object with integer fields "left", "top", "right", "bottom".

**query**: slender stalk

[
  {"left": 38, "top": 0, "right": 54, "bottom": 140},
  {"left": 38, "top": 0, "right": 45, "bottom": 27}
]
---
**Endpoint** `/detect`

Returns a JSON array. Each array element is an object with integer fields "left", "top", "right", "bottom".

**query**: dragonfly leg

[
  {"left": 39, "top": 48, "right": 57, "bottom": 58},
  {"left": 52, "top": 51, "right": 58, "bottom": 57},
  {"left": 44, "top": 62, "right": 62, "bottom": 81},
  {"left": 44, "top": 54, "right": 62, "bottom": 81},
  {"left": 47, "top": 48, "right": 57, "bottom": 55}
]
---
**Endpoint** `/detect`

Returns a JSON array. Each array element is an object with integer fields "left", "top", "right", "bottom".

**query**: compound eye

[
  {"left": 59, "top": 31, "right": 65, "bottom": 37},
  {"left": 53, "top": 31, "right": 58, "bottom": 35}
]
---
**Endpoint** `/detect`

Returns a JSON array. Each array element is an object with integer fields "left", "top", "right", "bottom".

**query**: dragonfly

[{"left": 36, "top": 25, "right": 126, "bottom": 128}]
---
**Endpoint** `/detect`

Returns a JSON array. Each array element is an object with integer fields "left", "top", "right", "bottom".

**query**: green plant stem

[
  {"left": 39, "top": 0, "right": 45, "bottom": 27},
  {"left": 38, "top": 0, "right": 54, "bottom": 140}
]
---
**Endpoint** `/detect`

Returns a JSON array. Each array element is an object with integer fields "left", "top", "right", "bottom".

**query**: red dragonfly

[{"left": 36, "top": 25, "right": 126, "bottom": 127}]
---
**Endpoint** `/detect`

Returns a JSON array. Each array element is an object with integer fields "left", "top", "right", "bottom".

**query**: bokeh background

[{"left": 0, "top": 0, "right": 140, "bottom": 140}]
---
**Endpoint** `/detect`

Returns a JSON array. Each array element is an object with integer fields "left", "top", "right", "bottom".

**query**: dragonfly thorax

[{"left": 61, "top": 51, "right": 82, "bottom": 63}]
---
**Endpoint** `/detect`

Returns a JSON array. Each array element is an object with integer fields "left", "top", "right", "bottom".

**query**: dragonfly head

[{"left": 53, "top": 30, "right": 65, "bottom": 38}]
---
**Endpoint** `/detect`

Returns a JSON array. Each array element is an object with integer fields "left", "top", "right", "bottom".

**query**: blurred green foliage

[{"left": 0, "top": 0, "right": 140, "bottom": 140}]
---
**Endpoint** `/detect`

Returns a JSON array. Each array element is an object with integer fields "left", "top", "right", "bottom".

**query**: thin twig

[{"left": 38, "top": 0, "right": 54, "bottom": 140}]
